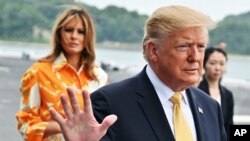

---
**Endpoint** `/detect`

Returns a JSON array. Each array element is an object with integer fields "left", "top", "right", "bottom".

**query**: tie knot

[{"left": 170, "top": 92, "right": 182, "bottom": 104}]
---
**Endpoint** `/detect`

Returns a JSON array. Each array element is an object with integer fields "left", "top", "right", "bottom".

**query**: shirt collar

[
  {"left": 146, "top": 65, "right": 189, "bottom": 105},
  {"left": 53, "top": 53, "right": 68, "bottom": 71}
]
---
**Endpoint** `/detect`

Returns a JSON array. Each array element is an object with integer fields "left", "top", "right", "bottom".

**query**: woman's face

[
  {"left": 205, "top": 51, "right": 227, "bottom": 81},
  {"left": 60, "top": 16, "right": 85, "bottom": 57}
]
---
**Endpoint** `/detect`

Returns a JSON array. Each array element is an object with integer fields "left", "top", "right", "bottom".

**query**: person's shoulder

[
  {"left": 95, "top": 75, "right": 137, "bottom": 93},
  {"left": 93, "top": 64, "right": 108, "bottom": 82},
  {"left": 24, "top": 61, "right": 43, "bottom": 72},
  {"left": 31, "top": 61, "right": 51, "bottom": 69},
  {"left": 20, "top": 61, "right": 48, "bottom": 84},
  {"left": 23, "top": 61, "right": 51, "bottom": 75},
  {"left": 91, "top": 76, "right": 138, "bottom": 104},
  {"left": 189, "top": 87, "right": 221, "bottom": 108},
  {"left": 220, "top": 85, "right": 234, "bottom": 100},
  {"left": 190, "top": 86, "right": 208, "bottom": 95},
  {"left": 198, "top": 78, "right": 207, "bottom": 89},
  {"left": 189, "top": 86, "right": 215, "bottom": 101},
  {"left": 221, "top": 85, "right": 233, "bottom": 94}
]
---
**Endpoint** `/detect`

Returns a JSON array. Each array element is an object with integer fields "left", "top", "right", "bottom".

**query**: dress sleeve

[{"left": 16, "top": 65, "right": 48, "bottom": 141}]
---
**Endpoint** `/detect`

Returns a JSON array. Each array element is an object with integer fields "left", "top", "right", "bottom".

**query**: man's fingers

[
  {"left": 60, "top": 95, "right": 73, "bottom": 119},
  {"left": 67, "top": 88, "right": 81, "bottom": 114},
  {"left": 100, "top": 115, "right": 117, "bottom": 132},
  {"left": 49, "top": 107, "right": 65, "bottom": 125},
  {"left": 82, "top": 90, "right": 93, "bottom": 114}
]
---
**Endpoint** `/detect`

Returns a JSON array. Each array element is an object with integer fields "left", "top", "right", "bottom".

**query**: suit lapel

[
  {"left": 219, "top": 87, "right": 226, "bottom": 118},
  {"left": 186, "top": 88, "right": 206, "bottom": 141},
  {"left": 136, "top": 67, "right": 175, "bottom": 141}
]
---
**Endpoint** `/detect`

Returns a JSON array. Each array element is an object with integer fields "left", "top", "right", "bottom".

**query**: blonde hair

[
  {"left": 40, "top": 5, "right": 97, "bottom": 80},
  {"left": 142, "top": 5, "right": 215, "bottom": 60}
]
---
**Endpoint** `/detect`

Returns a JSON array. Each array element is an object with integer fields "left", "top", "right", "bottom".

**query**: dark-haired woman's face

[{"left": 205, "top": 51, "right": 227, "bottom": 81}]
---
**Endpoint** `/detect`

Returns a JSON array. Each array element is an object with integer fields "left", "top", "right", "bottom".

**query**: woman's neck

[
  {"left": 67, "top": 54, "right": 81, "bottom": 71},
  {"left": 205, "top": 75, "right": 221, "bottom": 99}
]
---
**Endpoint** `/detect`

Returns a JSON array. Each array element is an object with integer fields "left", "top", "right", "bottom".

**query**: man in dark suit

[{"left": 50, "top": 5, "right": 227, "bottom": 141}]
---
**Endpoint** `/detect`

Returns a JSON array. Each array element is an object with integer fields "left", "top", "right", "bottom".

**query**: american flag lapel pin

[{"left": 198, "top": 107, "right": 203, "bottom": 114}]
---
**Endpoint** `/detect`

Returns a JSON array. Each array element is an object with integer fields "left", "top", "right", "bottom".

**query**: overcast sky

[{"left": 77, "top": 0, "right": 250, "bottom": 21}]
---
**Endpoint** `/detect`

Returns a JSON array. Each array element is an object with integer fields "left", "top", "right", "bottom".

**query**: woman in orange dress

[{"left": 16, "top": 5, "right": 107, "bottom": 141}]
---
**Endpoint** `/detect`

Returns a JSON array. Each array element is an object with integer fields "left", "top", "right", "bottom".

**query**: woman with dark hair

[
  {"left": 198, "top": 47, "right": 234, "bottom": 137},
  {"left": 16, "top": 5, "right": 107, "bottom": 141}
]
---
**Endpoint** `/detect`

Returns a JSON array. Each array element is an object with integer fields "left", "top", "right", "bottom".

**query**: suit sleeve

[{"left": 91, "top": 90, "right": 116, "bottom": 141}]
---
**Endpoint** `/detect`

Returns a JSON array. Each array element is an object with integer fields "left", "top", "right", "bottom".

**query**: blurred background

[{"left": 0, "top": 0, "right": 250, "bottom": 140}]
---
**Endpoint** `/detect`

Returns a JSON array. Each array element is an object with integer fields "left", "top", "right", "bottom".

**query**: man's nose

[{"left": 188, "top": 45, "right": 201, "bottom": 62}]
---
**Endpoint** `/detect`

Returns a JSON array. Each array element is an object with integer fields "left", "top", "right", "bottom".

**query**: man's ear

[{"left": 146, "top": 42, "right": 158, "bottom": 62}]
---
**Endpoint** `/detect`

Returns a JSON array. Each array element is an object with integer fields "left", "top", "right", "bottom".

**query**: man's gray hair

[{"left": 142, "top": 5, "right": 215, "bottom": 60}]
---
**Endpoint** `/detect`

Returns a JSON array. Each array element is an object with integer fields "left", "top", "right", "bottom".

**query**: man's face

[{"left": 153, "top": 27, "right": 207, "bottom": 91}]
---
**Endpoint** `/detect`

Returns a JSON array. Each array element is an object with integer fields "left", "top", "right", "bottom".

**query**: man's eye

[
  {"left": 198, "top": 45, "right": 205, "bottom": 52},
  {"left": 176, "top": 44, "right": 189, "bottom": 51}
]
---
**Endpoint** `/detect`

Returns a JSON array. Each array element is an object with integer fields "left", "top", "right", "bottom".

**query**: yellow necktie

[{"left": 170, "top": 92, "right": 193, "bottom": 141}]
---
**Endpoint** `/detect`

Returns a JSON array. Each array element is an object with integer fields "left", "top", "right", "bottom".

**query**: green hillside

[
  {"left": 1, "top": 0, "right": 250, "bottom": 54},
  {"left": 0, "top": 0, "right": 147, "bottom": 43},
  {"left": 209, "top": 12, "right": 250, "bottom": 55}
]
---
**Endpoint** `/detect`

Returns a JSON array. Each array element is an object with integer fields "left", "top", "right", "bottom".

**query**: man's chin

[{"left": 183, "top": 77, "right": 199, "bottom": 85}]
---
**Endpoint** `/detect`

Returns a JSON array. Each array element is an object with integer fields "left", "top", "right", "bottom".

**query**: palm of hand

[
  {"left": 61, "top": 112, "right": 102, "bottom": 141},
  {"left": 50, "top": 88, "right": 117, "bottom": 141}
]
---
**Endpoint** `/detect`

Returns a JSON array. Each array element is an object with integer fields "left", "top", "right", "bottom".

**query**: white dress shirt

[{"left": 146, "top": 65, "right": 197, "bottom": 141}]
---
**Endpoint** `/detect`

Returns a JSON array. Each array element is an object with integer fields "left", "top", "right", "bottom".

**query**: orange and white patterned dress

[{"left": 16, "top": 54, "right": 108, "bottom": 141}]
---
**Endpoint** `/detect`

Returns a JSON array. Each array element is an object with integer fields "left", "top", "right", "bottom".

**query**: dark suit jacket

[
  {"left": 91, "top": 66, "right": 227, "bottom": 141},
  {"left": 198, "top": 78, "right": 234, "bottom": 137}
]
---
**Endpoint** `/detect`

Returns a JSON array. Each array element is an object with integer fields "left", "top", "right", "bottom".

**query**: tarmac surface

[
  {"left": 0, "top": 57, "right": 33, "bottom": 141},
  {"left": 0, "top": 56, "right": 249, "bottom": 141}
]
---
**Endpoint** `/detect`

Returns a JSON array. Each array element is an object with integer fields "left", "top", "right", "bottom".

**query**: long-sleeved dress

[{"left": 16, "top": 54, "right": 108, "bottom": 141}]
